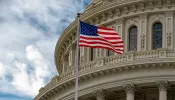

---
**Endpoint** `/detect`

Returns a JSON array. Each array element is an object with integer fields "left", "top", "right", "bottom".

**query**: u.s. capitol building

[{"left": 34, "top": 0, "right": 175, "bottom": 100}]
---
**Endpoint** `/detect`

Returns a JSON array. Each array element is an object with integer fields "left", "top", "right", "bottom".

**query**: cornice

[
  {"left": 54, "top": 0, "right": 174, "bottom": 73},
  {"left": 35, "top": 61, "right": 175, "bottom": 100}
]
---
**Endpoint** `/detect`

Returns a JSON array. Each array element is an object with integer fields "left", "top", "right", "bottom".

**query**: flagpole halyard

[{"left": 75, "top": 13, "right": 80, "bottom": 100}]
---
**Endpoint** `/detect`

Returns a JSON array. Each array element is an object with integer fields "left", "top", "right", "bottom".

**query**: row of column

[{"left": 93, "top": 81, "right": 168, "bottom": 100}]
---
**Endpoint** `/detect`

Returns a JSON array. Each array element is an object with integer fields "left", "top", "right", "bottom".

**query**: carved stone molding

[
  {"left": 116, "top": 18, "right": 125, "bottom": 24},
  {"left": 158, "top": 1, "right": 162, "bottom": 9},
  {"left": 148, "top": 2, "right": 154, "bottom": 10},
  {"left": 52, "top": 76, "right": 59, "bottom": 83},
  {"left": 93, "top": 89, "right": 106, "bottom": 100},
  {"left": 124, "top": 7, "right": 129, "bottom": 14},
  {"left": 132, "top": 5, "right": 137, "bottom": 12},
  {"left": 140, "top": 34, "right": 145, "bottom": 49},
  {"left": 127, "top": 18, "right": 139, "bottom": 27},
  {"left": 123, "top": 84, "right": 135, "bottom": 94},
  {"left": 165, "top": 11, "right": 173, "bottom": 17},
  {"left": 101, "top": 14, "right": 107, "bottom": 21},
  {"left": 96, "top": 48, "right": 100, "bottom": 57},
  {"left": 152, "top": 15, "right": 164, "bottom": 21},
  {"left": 156, "top": 81, "right": 169, "bottom": 91},
  {"left": 166, "top": 32, "right": 172, "bottom": 46},
  {"left": 167, "top": 1, "right": 171, "bottom": 9},
  {"left": 108, "top": 11, "right": 113, "bottom": 18},
  {"left": 116, "top": 8, "right": 121, "bottom": 16},
  {"left": 140, "top": 4, "right": 145, "bottom": 11},
  {"left": 139, "top": 13, "right": 148, "bottom": 19},
  {"left": 80, "top": 56, "right": 84, "bottom": 64}
]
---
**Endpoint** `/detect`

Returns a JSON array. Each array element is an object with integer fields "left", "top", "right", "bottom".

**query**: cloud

[
  {"left": 26, "top": 45, "right": 43, "bottom": 61},
  {"left": 0, "top": 45, "right": 55, "bottom": 97},
  {"left": 10, "top": 45, "right": 51, "bottom": 97},
  {"left": 0, "top": 63, "right": 6, "bottom": 79},
  {"left": 0, "top": 0, "right": 92, "bottom": 99}
]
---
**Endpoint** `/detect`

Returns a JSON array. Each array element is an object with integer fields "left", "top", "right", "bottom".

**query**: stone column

[
  {"left": 71, "top": 43, "right": 76, "bottom": 68},
  {"left": 93, "top": 89, "right": 106, "bottom": 100},
  {"left": 68, "top": 50, "right": 72, "bottom": 67},
  {"left": 157, "top": 81, "right": 168, "bottom": 100},
  {"left": 124, "top": 84, "right": 135, "bottom": 100}
]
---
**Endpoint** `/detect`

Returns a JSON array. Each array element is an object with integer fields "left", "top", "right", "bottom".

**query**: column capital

[
  {"left": 116, "top": 18, "right": 125, "bottom": 25},
  {"left": 165, "top": 11, "right": 174, "bottom": 17},
  {"left": 93, "top": 89, "right": 106, "bottom": 100},
  {"left": 123, "top": 84, "right": 135, "bottom": 94},
  {"left": 139, "top": 13, "right": 149, "bottom": 19},
  {"left": 156, "top": 81, "right": 169, "bottom": 91}
]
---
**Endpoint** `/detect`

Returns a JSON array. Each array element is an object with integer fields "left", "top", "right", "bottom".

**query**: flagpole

[{"left": 75, "top": 13, "right": 80, "bottom": 100}]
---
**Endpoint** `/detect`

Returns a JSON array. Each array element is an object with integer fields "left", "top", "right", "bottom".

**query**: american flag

[{"left": 79, "top": 21, "right": 124, "bottom": 54}]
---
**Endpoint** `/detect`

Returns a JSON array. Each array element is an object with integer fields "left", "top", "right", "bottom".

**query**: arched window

[
  {"left": 129, "top": 26, "right": 137, "bottom": 51},
  {"left": 153, "top": 22, "right": 162, "bottom": 49}
]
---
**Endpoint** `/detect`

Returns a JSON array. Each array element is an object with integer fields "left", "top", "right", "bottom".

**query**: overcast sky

[{"left": 0, "top": 0, "right": 92, "bottom": 100}]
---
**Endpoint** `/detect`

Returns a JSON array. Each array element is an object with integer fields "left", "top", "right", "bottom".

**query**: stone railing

[
  {"left": 79, "top": 49, "right": 174, "bottom": 73},
  {"left": 79, "top": 60, "right": 97, "bottom": 72},
  {"left": 36, "top": 49, "right": 175, "bottom": 99},
  {"left": 43, "top": 69, "right": 75, "bottom": 90},
  {"left": 103, "top": 49, "right": 161, "bottom": 65}
]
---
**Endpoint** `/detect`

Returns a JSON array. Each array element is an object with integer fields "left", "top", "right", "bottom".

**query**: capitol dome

[{"left": 34, "top": 0, "right": 175, "bottom": 100}]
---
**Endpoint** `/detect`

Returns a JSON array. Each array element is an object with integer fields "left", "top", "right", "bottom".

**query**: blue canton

[{"left": 80, "top": 21, "right": 98, "bottom": 36}]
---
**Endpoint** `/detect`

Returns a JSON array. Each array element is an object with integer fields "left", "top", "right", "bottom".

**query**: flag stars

[{"left": 80, "top": 21, "right": 98, "bottom": 36}]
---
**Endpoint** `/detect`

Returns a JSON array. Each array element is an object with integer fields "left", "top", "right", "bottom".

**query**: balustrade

[{"left": 39, "top": 49, "right": 175, "bottom": 94}]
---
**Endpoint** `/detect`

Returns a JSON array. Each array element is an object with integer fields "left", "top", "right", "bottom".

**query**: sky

[{"left": 0, "top": 0, "right": 92, "bottom": 100}]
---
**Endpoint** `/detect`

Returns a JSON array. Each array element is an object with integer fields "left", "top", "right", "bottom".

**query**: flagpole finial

[{"left": 77, "top": 13, "right": 81, "bottom": 18}]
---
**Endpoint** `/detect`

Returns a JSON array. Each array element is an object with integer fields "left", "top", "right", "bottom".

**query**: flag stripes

[{"left": 79, "top": 21, "right": 124, "bottom": 54}]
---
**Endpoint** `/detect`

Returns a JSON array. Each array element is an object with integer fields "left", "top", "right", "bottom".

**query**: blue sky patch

[{"left": 0, "top": 0, "right": 92, "bottom": 100}]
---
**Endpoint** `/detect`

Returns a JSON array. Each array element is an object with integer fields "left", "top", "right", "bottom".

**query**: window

[
  {"left": 107, "top": 50, "right": 114, "bottom": 56},
  {"left": 90, "top": 48, "right": 94, "bottom": 61},
  {"left": 129, "top": 26, "right": 137, "bottom": 51},
  {"left": 153, "top": 22, "right": 162, "bottom": 49}
]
